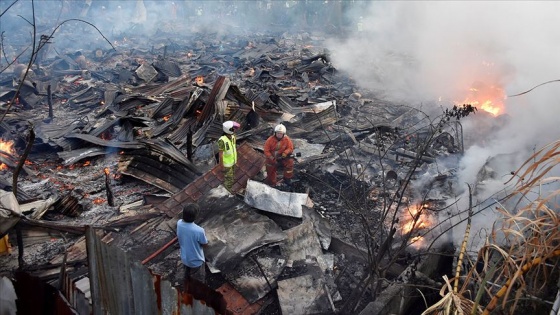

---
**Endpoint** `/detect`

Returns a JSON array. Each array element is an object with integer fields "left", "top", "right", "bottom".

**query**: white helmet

[
  {"left": 223, "top": 121, "right": 240, "bottom": 134},
  {"left": 274, "top": 124, "right": 286, "bottom": 134}
]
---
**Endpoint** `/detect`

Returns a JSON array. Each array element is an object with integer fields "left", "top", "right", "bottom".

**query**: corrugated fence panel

[
  {"left": 131, "top": 261, "right": 159, "bottom": 315},
  {"left": 86, "top": 226, "right": 217, "bottom": 315}
]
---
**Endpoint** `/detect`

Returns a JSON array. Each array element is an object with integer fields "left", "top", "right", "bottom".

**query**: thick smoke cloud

[{"left": 328, "top": 2, "right": 560, "bottom": 247}]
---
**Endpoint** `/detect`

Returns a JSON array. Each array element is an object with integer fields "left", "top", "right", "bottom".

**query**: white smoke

[{"left": 327, "top": 2, "right": 560, "bottom": 247}]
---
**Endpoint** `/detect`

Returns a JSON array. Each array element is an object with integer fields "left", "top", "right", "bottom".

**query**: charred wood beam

[
  {"left": 19, "top": 217, "right": 85, "bottom": 234},
  {"left": 394, "top": 148, "right": 435, "bottom": 163},
  {"left": 47, "top": 85, "right": 53, "bottom": 119},
  {"left": 57, "top": 252, "right": 68, "bottom": 290},
  {"left": 13, "top": 124, "right": 34, "bottom": 198},
  {"left": 22, "top": 259, "right": 88, "bottom": 272},
  {"left": 105, "top": 212, "right": 161, "bottom": 228},
  {"left": 104, "top": 168, "right": 115, "bottom": 207},
  {"left": 16, "top": 223, "right": 24, "bottom": 269},
  {"left": 19, "top": 216, "right": 118, "bottom": 235}
]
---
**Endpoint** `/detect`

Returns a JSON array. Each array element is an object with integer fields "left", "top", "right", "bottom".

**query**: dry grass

[{"left": 425, "top": 139, "right": 560, "bottom": 315}]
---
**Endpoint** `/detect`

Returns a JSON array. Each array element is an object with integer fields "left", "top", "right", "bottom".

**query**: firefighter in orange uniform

[{"left": 264, "top": 124, "right": 294, "bottom": 186}]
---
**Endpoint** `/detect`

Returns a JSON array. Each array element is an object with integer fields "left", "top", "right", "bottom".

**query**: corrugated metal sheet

[
  {"left": 85, "top": 227, "right": 220, "bottom": 315},
  {"left": 156, "top": 142, "right": 266, "bottom": 217}
]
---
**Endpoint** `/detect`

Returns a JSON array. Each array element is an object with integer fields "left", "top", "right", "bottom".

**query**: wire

[{"left": 507, "top": 79, "right": 560, "bottom": 98}]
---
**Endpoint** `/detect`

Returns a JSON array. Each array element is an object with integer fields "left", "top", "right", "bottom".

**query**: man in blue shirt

[{"left": 177, "top": 203, "right": 209, "bottom": 284}]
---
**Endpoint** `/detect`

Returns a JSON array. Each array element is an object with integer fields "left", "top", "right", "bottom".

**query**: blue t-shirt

[{"left": 177, "top": 220, "right": 208, "bottom": 268}]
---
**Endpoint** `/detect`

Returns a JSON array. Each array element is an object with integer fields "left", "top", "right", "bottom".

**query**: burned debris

[{"left": 0, "top": 5, "right": 480, "bottom": 315}]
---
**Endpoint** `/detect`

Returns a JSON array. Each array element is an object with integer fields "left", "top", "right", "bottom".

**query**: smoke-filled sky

[{"left": 327, "top": 1, "right": 560, "bottom": 247}]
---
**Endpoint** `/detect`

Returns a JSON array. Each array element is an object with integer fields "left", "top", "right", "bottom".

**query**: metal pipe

[{"left": 141, "top": 237, "right": 177, "bottom": 265}]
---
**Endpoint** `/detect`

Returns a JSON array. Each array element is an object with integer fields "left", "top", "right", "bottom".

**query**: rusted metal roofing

[
  {"left": 156, "top": 142, "right": 266, "bottom": 217},
  {"left": 216, "top": 282, "right": 266, "bottom": 315},
  {"left": 198, "top": 76, "right": 229, "bottom": 123},
  {"left": 85, "top": 226, "right": 227, "bottom": 315}
]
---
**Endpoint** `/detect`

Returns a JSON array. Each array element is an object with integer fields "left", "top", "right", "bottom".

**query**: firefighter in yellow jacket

[
  {"left": 264, "top": 124, "right": 294, "bottom": 186},
  {"left": 218, "top": 120, "right": 240, "bottom": 191}
]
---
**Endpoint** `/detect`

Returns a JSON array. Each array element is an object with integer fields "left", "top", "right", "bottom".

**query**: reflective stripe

[{"left": 219, "top": 135, "right": 237, "bottom": 167}]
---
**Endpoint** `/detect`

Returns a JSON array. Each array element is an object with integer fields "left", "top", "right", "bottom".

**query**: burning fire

[
  {"left": 455, "top": 82, "right": 506, "bottom": 116},
  {"left": 0, "top": 139, "right": 15, "bottom": 170},
  {"left": 93, "top": 197, "right": 106, "bottom": 205},
  {"left": 400, "top": 203, "right": 434, "bottom": 247},
  {"left": 195, "top": 76, "right": 204, "bottom": 85}
]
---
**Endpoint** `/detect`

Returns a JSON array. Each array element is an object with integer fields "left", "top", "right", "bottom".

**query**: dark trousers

[{"left": 184, "top": 264, "right": 206, "bottom": 284}]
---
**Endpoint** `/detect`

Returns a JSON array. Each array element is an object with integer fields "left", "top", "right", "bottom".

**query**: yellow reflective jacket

[{"left": 218, "top": 135, "right": 237, "bottom": 167}]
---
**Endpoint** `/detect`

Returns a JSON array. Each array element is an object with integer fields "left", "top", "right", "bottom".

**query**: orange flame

[
  {"left": 0, "top": 139, "right": 15, "bottom": 153},
  {"left": 0, "top": 139, "right": 15, "bottom": 170},
  {"left": 456, "top": 82, "right": 506, "bottom": 116},
  {"left": 400, "top": 203, "right": 434, "bottom": 248},
  {"left": 195, "top": 76, "right": 204, "bottom": 85},
  {"left": 104, "top": 167, "right": 110, "bottom": 175},
  {"left": 163, "top": 114, "right": 171, "bottom": 122},
  {"left": 401, "top": 203, "right": 432, "bottom": 235}
]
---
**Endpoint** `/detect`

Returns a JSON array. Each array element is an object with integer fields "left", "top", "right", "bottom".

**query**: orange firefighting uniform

[{"left": 264, "top": 134, "right": 294, "bottom": 186}]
